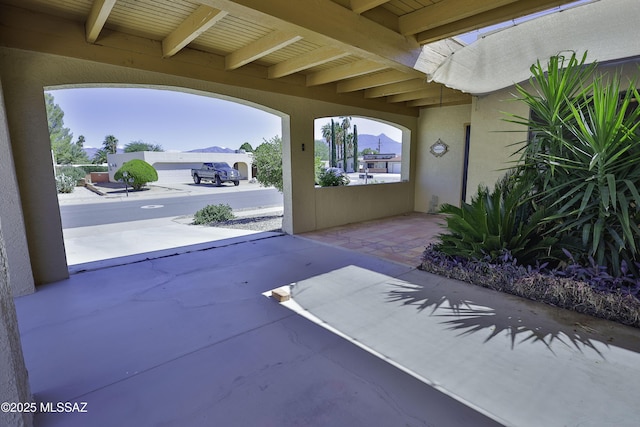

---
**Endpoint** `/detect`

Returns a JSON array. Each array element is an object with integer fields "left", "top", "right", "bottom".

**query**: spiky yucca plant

[{"left": 508, "top": 53, "right": 640, "bottom": 275}]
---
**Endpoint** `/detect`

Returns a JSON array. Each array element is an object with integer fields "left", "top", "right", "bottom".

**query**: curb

[{"left": 85, "top": 183, "right": 106, "bottom": 196}]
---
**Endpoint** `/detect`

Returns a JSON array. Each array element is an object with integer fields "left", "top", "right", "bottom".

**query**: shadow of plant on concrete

[{"left": 386, "top": 281, "right": 609, "bottom": 356}]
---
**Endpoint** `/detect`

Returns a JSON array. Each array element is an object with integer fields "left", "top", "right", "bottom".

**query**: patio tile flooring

[{"left": 300, "top": 212, "right": 445, "bottom": 267}]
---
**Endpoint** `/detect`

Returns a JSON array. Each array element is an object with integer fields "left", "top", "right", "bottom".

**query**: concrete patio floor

[
  {"left": 14, "top": 205, "right": 640, "bottom": 426},
  {"left": 15, "top": 234, "right": 503, "bottom": 427}
]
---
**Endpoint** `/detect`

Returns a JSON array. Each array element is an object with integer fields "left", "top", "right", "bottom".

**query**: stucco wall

[
  {"left": 0, "top": 47, "right": 417, "bottom": 285},
  {"left": 0, "top": 75, "right": 35, "bottom": 296},
  {"left": 0, "top": 219, "right": 33, "bottom": 427},
  {"left": 315, "top": 182, "right": 414, "bottom": 229},
  {"left": 415, "top": 104, "right": 471, "bottom": 212},
  {"left": 466, "top": 89, "right": 529, "bottom": 199},
  {"left": 414, "top": 90, "right": 529, "bottom": 214}
]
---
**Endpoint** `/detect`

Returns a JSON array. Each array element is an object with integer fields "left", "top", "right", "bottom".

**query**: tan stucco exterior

[
  {"left": 0, "top": 80, "right": 33, "bottom": 427},
  {"left": 415, "top": 104, "right": 472, "bottom": 211},
  {"left": 466, "top": 89, "right": 529, "bottom": 197},
  {"left": 0, "top": 47, "right": 418, "bottom": 287},
  {"left": 0, "top": 44, "right": 554, "bottom": 292}
]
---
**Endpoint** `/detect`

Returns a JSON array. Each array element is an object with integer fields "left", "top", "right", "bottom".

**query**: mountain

[
  {"left": 186, "top": 146, "right": 237, "bottom": 153},
  {"left": 355, "top": 133, "right": 402, "bottom": 156}
]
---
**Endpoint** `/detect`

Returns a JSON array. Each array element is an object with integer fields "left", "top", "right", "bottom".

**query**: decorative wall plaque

[{"left": 430, "top": 139, "right": 449, "bottom": 157}]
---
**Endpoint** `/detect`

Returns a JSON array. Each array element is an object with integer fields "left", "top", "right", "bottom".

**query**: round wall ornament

[{"left": 430, "top": 139, "right": 449, "bottom": 157}]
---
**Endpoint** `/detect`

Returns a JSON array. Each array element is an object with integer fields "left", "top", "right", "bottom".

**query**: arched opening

[
  {"left": 47, "top": 85, "right": 285, "bottom": 269},
  {"left": 313, "top": 116, "right": 407, "bottom": 186},
  {"left": 233, "top": 162, "right": 250, "bottom": 180}
]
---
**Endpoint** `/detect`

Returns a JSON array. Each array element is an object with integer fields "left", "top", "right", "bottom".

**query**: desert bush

[
  {"left": 114, "top": 159, "right": 158, "bottom": 190},
  {"left": 56, "top": 166, "right": 86, "bottom": 182},
  {"left": 318, "top": 168, "right": 350, "bottom": 187},
  {"left": 193, "top": 204, "right": 235, "bottom": 225},
  {"left": 55, "top": 174, "right": 76, "bottom": 193},
  {"left": 253, "top": 136, "right": 283, "bottom": 192}
]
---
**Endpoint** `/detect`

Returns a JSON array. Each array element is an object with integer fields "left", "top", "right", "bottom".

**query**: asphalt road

[{"left": 60, "top": 188, "right": 283, "bottom": 228}]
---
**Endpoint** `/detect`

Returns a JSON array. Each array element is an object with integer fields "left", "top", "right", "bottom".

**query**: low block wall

[{"left": 89, "top": 172, "right": 109, "bottom": 183}]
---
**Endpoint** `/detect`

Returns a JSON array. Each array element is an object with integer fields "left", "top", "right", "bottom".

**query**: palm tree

[
  {"left": 353, "top": 124, "right": 358, "bottom": 172},
  {"left": 321, "top": 121, "right": 336, "bottom": 167},
  {"left": 103, "top": 135, "right": 119, "bottom": 154},
  {"left": 93, "top": 134, "right": 119, "bottom": 164},
  {"left": 340, "top": 117, "right": 351, "bottom": 171}
]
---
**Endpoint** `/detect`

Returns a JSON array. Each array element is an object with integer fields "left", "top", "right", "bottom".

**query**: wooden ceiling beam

[
  {"left": 350, "top": 0, "right": 390, "bottom": 14},
  {"left": 398, "top": 0, "right": 516, "bottom": 35},
  {"left": 225, "top": 31, "right": 303, "bottom": 70},
  {"left": 306, "top": 59, "right": 387, "bottom": 86},
  {"left": 162, "top": 5, "right": 227, "bottom": 58},
  {"left": 387, "top": 86, "right": 461, "bottom": 103},
  {"left": 198, "top": 0, "right": 421, "bottom": 74},
  {"left": 85, "top": 0, "right": 117, "bottom": 43},
  {"left": 336, "top": 70, "right": 413, "bottom": 93},
  {"left": 408, "top": 93, "right": 472, "bottom": 107},
  {"left": 268, "top": 46, "right": 349, "bottom": 79},
  {"left": 415, "top": 0, "right": 574, "bottom": 44},
  {"left": 364, "top": 78, "right": 428, "bottom": 98}
]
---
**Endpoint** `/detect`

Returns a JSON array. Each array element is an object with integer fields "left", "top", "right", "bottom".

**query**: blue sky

[{"left": 48, "top": 87, "right": 402, "bottom": 152}]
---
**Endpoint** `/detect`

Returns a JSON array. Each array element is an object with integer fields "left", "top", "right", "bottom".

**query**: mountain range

[
  {"left": 353, "top": 133, "right": 402, "bottom": 155},
  {"left": 186, "top": 146, "right": 239, "bottom": 153},
  {"left": 83, "top": 133, "right": 402, "bottom": 157}
]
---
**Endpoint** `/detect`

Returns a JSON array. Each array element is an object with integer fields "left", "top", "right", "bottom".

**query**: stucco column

[
  {"left": 281, "top": 113, "right": 317, "bottom": 234},
  {"left": 0, "top": 54, "right": 68, "bottom": 285},
  {"left": 0, "top": 217, "right": 33, "bottom": 427},
  {"left": 0, "top": 74, "right": 35, "bottom": 295}
]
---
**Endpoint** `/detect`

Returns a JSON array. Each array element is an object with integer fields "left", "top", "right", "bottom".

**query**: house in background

[
  {"left": 362, "top": 153, "right": 401, "bottom": 174},
  {"left": 107, "top": 151, "right": 254, "bottom": 184}
]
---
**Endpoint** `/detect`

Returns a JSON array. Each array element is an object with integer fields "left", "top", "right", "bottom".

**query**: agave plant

[{"left": 436, "top": 176, "right": 557, "bottom": 266}]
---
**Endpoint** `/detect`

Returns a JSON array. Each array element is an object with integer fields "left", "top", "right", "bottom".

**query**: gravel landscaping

[{"left": 210, "top": 213, "right": 284, "bottom": 233}]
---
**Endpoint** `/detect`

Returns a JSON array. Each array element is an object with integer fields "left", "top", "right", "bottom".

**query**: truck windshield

[{"left": 213, "top": 162, "right": 230, "bottom": 168}]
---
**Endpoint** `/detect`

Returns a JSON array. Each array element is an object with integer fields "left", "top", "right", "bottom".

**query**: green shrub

[
  {"left": 55, "top": 174, "right": 76, "bottom": 193},
  {"left": 56, "top": 166, "right": 86, "bottom": 182},
  {"left": 436, "top": 175, "right": 558, "bottom": 266},
  {"left": 318, "top": 168, "right": 350, "bottom": 187},
  {"left": 114, "top": 159, "right": 158, "bottom": 190},
  {"left": 193, "top": 204, "right": 235, "bottom": 225}
]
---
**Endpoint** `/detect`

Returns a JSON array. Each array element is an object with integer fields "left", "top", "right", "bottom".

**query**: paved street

[{"left": 59, "top": 181, "right": 283, "bottom": 228}]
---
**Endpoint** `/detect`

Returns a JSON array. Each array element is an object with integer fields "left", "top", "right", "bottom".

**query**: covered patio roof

[{"left": 0, "top": 0, "right": 584, "bottom": 110}]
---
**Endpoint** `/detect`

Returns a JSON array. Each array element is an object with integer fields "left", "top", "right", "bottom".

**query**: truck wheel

[
  {"left": 233, "top": 181, "right": 239, "bottom": 186},
  {"left": 215, "top": 175, "right": 222, "bottom": 186},
  {"left": 193, "top": 174, "right": 201, "bottom": 184}
]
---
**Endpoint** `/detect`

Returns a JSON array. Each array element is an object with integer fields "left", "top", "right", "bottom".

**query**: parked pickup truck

[{"left": 191, "top": 162, "right": 240, "bottom": 186}]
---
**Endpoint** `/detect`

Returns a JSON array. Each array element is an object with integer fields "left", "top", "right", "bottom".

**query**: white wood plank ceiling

[{"left": 0, "top": 0, "right": 576, "bottom": 110}]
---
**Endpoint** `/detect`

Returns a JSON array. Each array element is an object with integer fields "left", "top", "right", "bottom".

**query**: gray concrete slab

[
  {"left": 291, "top": 266, "right": 640, "bottom": 427},
  {"left": 15, "top": 236, "right": 500, "bottom": 427}
]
